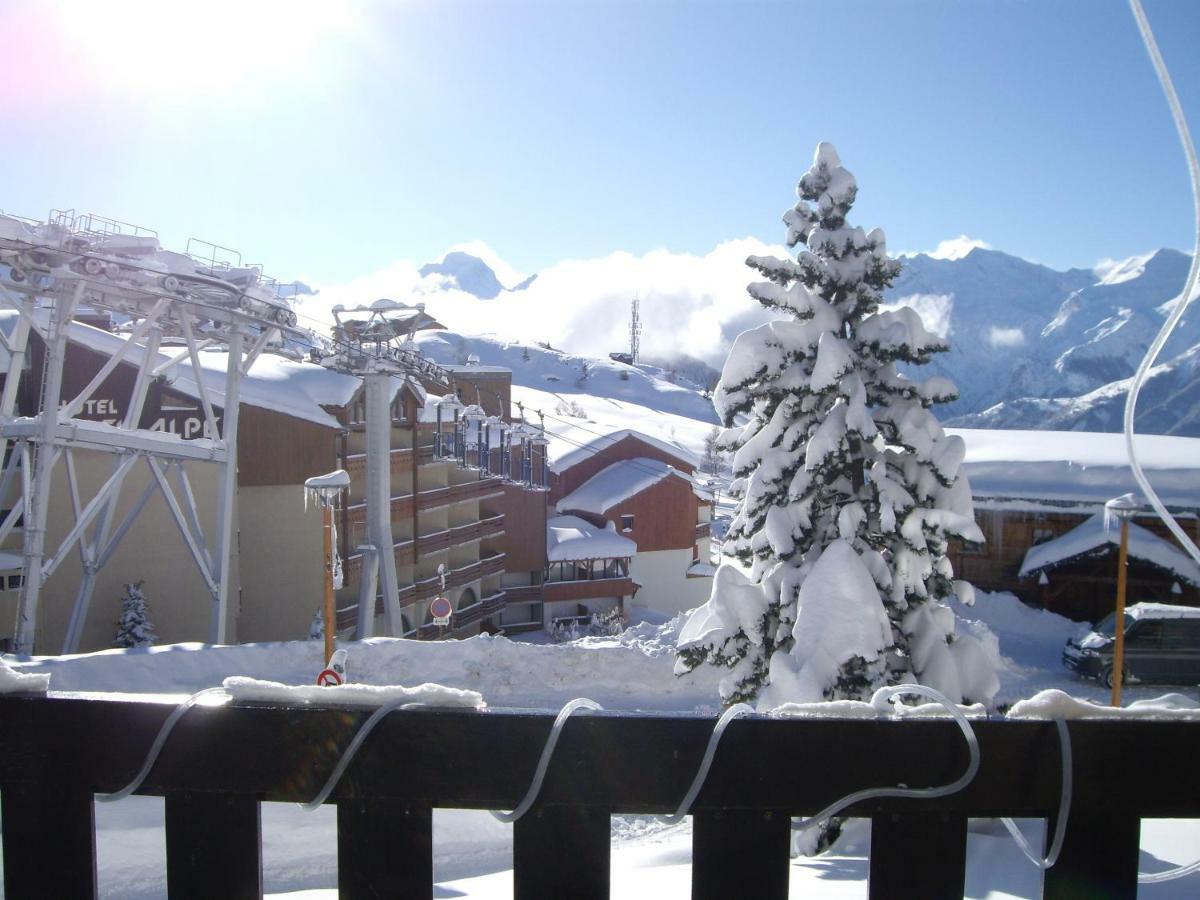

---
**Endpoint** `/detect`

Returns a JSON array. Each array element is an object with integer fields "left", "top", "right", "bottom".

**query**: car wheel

[{"left": 1101, "top": 665, "right": 1130, "bottom": 689}]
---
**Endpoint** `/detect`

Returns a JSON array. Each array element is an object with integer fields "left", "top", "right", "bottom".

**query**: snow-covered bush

[
  {"left": 551, "top": 607, "right": 627, "bottom": 642},
  {"left": 676, "top": 143, "right": 997, "bottom": 709},
  {"left": 114, "top": 581, "right": 158, "bottom": 648}
]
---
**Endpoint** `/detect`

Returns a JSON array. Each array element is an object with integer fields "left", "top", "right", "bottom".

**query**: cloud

[
  {"left": 880, "top": 293, "right": 954, "bottom": 340},
  {"left": 987, "top": 326, "right": 1025, "bottom": 348},
  {"left": 298, "top": 237, "right": 790, "bottom": 370},
  {"left": 920, "top": 236, "right": 992, "bottom": 261}
]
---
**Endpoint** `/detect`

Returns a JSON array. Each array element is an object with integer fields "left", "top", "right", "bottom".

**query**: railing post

[
  {"left": 869, "top": 812, "right": 967, "bottom": 900},
  {"left": 2, "top": 779, "right": 97, "bottom": 898},
  {"left": 1042, "top": 811, "right": 1140, "bottom": 900},
  {"left": 165, "top": 792, "right": 262, "bottom": 899},
  {"left": 692, "top": 808, "right": 790, "bottom": 900},
  {"left": 513, "top": 805, "right": 610, "bottom": 900},
  {"left": 338, "top": 799, "right": 433, "bottom": 900}
]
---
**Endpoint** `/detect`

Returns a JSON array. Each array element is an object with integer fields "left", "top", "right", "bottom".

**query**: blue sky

[{"left": 2, "top": 0, "right": 1198, "bottom": 284}]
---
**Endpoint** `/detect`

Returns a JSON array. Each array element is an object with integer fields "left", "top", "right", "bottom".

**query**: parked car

[{"left": 1063, "top": 602, "right": 1200, "bottom": 687}]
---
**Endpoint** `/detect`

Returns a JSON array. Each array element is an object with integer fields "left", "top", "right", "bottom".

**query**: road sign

[
  {"left": 430, "top": 594, "right": 452, "bottom": 626},
  {"left": 316, "top": 668, "right": 343, "bottom": 686}
]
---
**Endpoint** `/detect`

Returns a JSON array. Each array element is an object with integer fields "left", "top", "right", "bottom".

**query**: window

[
  {"left": 620, "top": 515, "right": 634, "bottom": 533},
  {"left": 5, "top": 574, "right": 23, "bottom": 591},
  {"left": 1127, "top": 620, "right": 1163, "bottom": 648}
]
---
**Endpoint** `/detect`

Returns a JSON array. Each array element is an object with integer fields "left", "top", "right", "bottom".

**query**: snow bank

[
  {"left": 1007, "top": 689, "right": 1200, "bottom": 720},
  {"left": 222, "top": 676, "right": 484, "bottom": 708},
  {"left": 0, "top": 657, "right": 50, "bottom": 693},
  {"left": 11, "top": 628, "right": 725, "bottom": 713}
]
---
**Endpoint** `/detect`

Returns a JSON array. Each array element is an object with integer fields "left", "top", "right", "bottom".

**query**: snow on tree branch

[{"left": 676, "top": 143, "right": 999, "bottom": 709}]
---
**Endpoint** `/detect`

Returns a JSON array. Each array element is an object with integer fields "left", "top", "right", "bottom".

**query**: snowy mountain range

[{"left": 411, "top": 245, "right": 1198, "bottom": 436}]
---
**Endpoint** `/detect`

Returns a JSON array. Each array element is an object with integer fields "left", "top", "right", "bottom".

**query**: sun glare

[{"left": 53, "top": 0, "right": 359, "bottom": 97}]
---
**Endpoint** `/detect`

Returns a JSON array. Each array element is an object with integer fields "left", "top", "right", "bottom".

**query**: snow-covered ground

[{"left": 5, "top": 593, "right": 1199, "bottom": 898}]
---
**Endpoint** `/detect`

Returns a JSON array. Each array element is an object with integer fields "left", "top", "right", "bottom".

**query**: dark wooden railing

[
  {"left": 1, "top": 695, "right": 1196, "bottom": 899},
  {"left": 695, "top": 520, "right": 711, "bottom": 540}
]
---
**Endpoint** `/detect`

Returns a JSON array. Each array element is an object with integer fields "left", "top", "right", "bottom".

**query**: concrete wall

[
  {"left": 237, "top": 484, "right": 326, "bottom": 643},
  {"left": 630, "top": 548, "right": 712, "bottom": 617}
]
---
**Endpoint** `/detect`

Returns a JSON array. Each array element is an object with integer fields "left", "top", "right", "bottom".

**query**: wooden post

[
  {"left": 1111, "top": 516, "right": 1130, "bottom": 707},
  {"left": 323, "top": 503, "right": 335, "bottom": 665}
]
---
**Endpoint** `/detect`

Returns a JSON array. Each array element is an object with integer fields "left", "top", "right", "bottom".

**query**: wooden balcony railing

[
  {"left": 695, "top": 521, "right": 711, "bottom": 540},
  {"left": 343, "top": 445, "right": 436, "bottom": 484},
  {"left": 1, "top": 695, "right": 1196, "bottom": 898},
  {"left": 502, "top": 584, "right": 543, "bottom": 604},
  {"left": 543, "top": 576, "right": 634, "bottom": 604},
  {"left": 345, "top": 478, "right": 506, "bottom": 533}
]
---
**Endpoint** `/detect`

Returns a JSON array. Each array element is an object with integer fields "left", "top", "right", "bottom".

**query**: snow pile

[
  {"left": 12, "top": 630, "right": 725, "bottom": 712},
  {"left": 0, "top": 657, "right": 50, "bottom": 693},
  {"left": 1019, "top": 512, "right": 1200, "bottom": 585},
  {"left": 223, "top": 676, "right": 484, "bottom": 708},
  {"left": 1007, "top": 689, "right": 1200, "bottom": 720}
]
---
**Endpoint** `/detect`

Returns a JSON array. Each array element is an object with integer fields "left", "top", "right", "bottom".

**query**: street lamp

[
  {"left": 305, "top": 469, "right": 350, "bottom": 668},
  {"left": 1104, "top": 492, "right": 1142, "bottom": 707}
]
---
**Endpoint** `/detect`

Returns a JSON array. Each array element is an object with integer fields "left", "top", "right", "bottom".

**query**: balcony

[
  {"left": 343, "top": 445, "right": 436, "bottom": 483},
  {"left": 345, "top": 478, "right": 506, "bottom": 534},
  {"left": 543, "top": 576, "right": 634, "bottom": 604},
  {"left": 2, "top": 694, "right": 1195, "bottom": 898},
  {"left": 336, "top": 554, "right": 508, "bottom": 630},
  {"left": 695, "top": 521, "right": 711, "bottom": 540}
]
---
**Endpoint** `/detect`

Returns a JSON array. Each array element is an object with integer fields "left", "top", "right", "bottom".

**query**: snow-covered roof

[
  {"left": 1125, "top": 602, "right": 1200, "bottom": 621},
  {"left": 556, "top": 457, "right": 709, "bottom": 515},
  {"left": 1, "top": 311, "right": 363, "bottom": 429},
  {"left": 546, "top": 515, "right": 636, "bottom": 562},
  {"left": 548, "top": 427, "right": 698, "bottom": 474},
  {"left": 951, "top": 428, "right": 1200, "bottom": 508},
  {"left": 1018, "top": 513, "right": 1200, "bottom": 586}
]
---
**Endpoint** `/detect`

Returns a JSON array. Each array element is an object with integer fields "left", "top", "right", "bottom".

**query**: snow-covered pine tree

[
  {"left": 676, "top": 143, "right": 998, "bottom": 709},
  {"left": 114, "top": 581, "right": 158, "bottom": 648}
]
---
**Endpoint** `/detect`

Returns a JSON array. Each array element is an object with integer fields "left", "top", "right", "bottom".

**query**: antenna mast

[{"left": 629, "top": 295, "right": 641, "bottom": 364}]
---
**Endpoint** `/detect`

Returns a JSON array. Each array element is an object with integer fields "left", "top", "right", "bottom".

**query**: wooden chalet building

[
  {"left": 547, "top": 428, "right": 714, "bottom": 620},
  {"left": 948, "top": 428, "right": 1200, "bottom": 622}
]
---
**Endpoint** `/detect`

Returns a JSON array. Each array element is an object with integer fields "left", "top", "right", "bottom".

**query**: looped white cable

[
  {"left": 299, "top": 694, "right": 424, "bottom": 811},
  {"left": 490, "top": 698, "right": 603, "bottom": 823},
  {"left": 657, "top": 702, "right": 754, "bottom": 825},
  {"left": 96, "top": 686, "right": 229, "bottom": 802},
  {"left": 791, "top": 684, "right": 980, "bottom": 831},
  {"left": 999, "top": 718, "right": 1072, "bottom": 869}
]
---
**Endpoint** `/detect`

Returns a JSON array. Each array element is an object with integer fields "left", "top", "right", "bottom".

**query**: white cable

[
  {"left": 999, "top": 718, "right": 1073, "bottom": 869},
  {"left": 299, "top": 694, "right": 426, "bottom": 811},
  {"left": 96, "top": 686, "right": 229, "bottom": 802},
  {"left": 1124, "top": 0, "right": 1200, "bottom": 567},
  {"left": 657, "top": 702, "right": 755, "bottom": 825},
  {"left": 1140, "top": 856, "right": 1200, "bottom": 884},
  {"left": 490, "top": 697, "right": 604, "bottom": 823},
  {"left": 789, "top": 685, "right": 980, "bottom": 831}
]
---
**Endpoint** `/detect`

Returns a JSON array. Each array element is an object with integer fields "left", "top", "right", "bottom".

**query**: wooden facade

[
  {"left": 550, "top": 434, "right": 697, "bottom": 503},
  {"left": 560, "top": 475, "right": 702, "bottom": 555},
  {"left": 948, "top": 506, "right": 1200, "bottom": 621}
]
